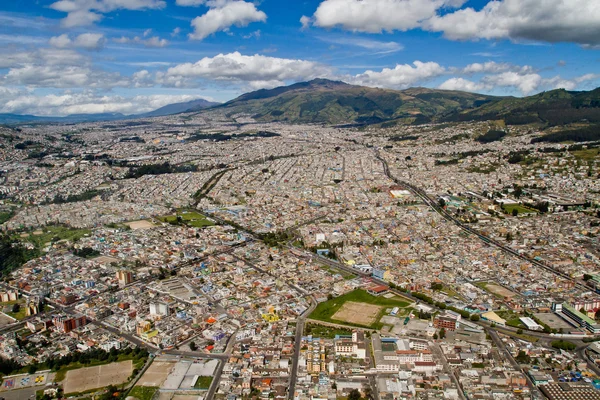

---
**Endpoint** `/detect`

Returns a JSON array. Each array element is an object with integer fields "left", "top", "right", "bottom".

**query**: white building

[{"left": 334, "top": 331, "right": 366, "bottom": 359}]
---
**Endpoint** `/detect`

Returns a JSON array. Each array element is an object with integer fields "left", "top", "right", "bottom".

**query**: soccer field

[{"left": 63, "top": 360, "right": 132, "bottom": 394}]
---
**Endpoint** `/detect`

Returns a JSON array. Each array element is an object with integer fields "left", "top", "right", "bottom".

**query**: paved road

[
  {"left": 431, "top": 343, "right": 467, "bottom": 400},
  {"left": 205, "top": 359, "right": 225, "bottom": 400},
  {"left": 0, "top": 386, "right": 39, "bottom": 400},
  {"left": 488, "top": 329, "right": 543, "bottom": 399},
  {"left": 288, "top": 296, "right": 317, "bottom": 400},
  {"left": 578, "top": 346, "right": 600, "bottom": 377}
]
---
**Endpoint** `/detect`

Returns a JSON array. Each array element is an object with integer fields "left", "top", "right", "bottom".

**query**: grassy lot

[
  {"left": 572, "top": 148, "right": 600, "bottom": 161},
  {"left": 6, "top": 305, "right": 27, "bottom": 320},
  {"left": 441, "top": 286, "right": 464, "bottom": 300},
  {"left": 0, "top": 211, "right": 14, "bottom": 225},
  {"left": 194, "top": 376, "right": 213, "bottom": 390},
  {"left": 503, "top": 204, "right": 538, "bottom": 215},
  {"left": 129, "top": 386, "right": 159, "bottom": 400},
  {"left": 474, "top": 281, "right": 489, "bottom": 290},
  {"left": 305, "top": 323, "right": 353, "bottom": 338},
  {"left": 4, "top": 302, "right": 48, "bottom": 321},
  {"left": 159, "top": 210, "right": 215, "bottom": 228},
  {"left": 309, "top": 289, "right": 411, "bottom": 329},
  {"left": 319, "top": 265, "right": 355, "bottom": 280},
  {"left": 18, "top": 226, "right": 91, "bottom": 249},
  {"left": 496, "top": 310, "right": 526, "bottom": 329}
]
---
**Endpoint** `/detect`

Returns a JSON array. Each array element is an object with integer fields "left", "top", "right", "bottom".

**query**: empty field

[
  {"left": 193, "top": 376, "right": 213, "bottom": 390},
  {"left": 129, "top": 386, "right": 159, "bottom": 400},
  {"left": 137, "top": 361, "right": 176, "bottom": 387},
  {"left": 309, "top": 289, "right": 411, "bottom": 329},
  {"left": 331, "top": 302, "right": 382, "bottom": 326},
  {"left": 159, "top": 210, "right": 215, "bottom": 228},
  {"left": 477, "top": 282, "right": 517, "bottom": 299},
  {"left": 62, "top": 360, "right": 132, "bottom": 394},
  {"left": 126, "top": 220, "right": 156, "bottom": 230},
  {"left": 503, "top": 204, "right": 538, "bottom": 215}
]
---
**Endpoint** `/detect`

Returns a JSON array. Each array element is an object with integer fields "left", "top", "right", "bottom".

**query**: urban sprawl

[{"left": 0, "top": 110, "right": 600, "bottom": 400}]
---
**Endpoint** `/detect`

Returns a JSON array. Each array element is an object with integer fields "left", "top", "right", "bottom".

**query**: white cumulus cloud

[
  {"left": 0, "top": 92, "right": 208, "bottom": 116},
  {"left": 311, "top": 0, "right": 466, "bottom": 33},
  {"left": 439, "top": 77, "right": 486, "bottom": 92},
  {"left": 165, "top": 52, "right": 332, "bottom": 88},
  {"left": 308, "top": 0, "right": 600, "bottom": 47},
  {"left": 424, "top": 0, "right": 600, "bottom": 46},
  {"left": 49, "top": 34, "right": 72, "bottom": 48},
  {"left": 50, "top": 33, "right": 105, "bottom": 50},
  {"left": 50, "top": 0, "right": 166, "bottom": 27},
  {"left": 189, "top": 1, "right": 267, "bottom": 40},
  {"left": 113, "top": 35, "right": 169, "bottom": 47},
  {"left": 347, "top": 61, "right": 445, "bottom": 89}
]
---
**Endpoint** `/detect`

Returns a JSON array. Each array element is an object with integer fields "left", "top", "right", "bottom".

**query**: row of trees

[
  {"left": 127, "top": 163, "right": 199, "bottom": 179},
  {"left": 476, "top": 129, "right": 506, "bottom": 143},
  {"left": 0, "top": 346, "right": 149, "bottom": 378},
  {"left": 0, "top": 234, "right": 39, "bottom": 276},
  {"left": 532, "top": 125, "right": 600, "bottom": 144}
]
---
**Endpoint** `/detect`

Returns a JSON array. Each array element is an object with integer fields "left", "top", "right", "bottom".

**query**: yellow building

[{"left": 262, "top": 313, "right": 280, "bottom": 322}]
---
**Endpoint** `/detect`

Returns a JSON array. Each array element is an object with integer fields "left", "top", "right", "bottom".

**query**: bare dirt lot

[
  {"left": 63, "top": 360, "right": 132, "bottom": 394},
  {"left": 126, "top": 220, "right": 155, "bottom": 230},
  {"left": 92, "top": 255, "right": 120, "bottom": 265},
  {"left": 484, "top": 283, "right": 516, "bottom": 299},
  {"left": 137, "top": 361, "right": 176, "bottom": 387},
  {"left": 331, "top": 301, "right": 383, "bottom": 326}
]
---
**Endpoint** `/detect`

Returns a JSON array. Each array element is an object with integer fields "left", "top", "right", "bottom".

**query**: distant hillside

[
  {"left": 0, "top": 113, "right": 126, "bottom": 125},
  {"left": 445, "top": 88, "right": 600, "bottom": 126},
  {"left": 141, "top": 98, "right": 219, "bottom": 117},
  {"left": 0, "top": 98, "right": 218, "bottom": 125},
  {"left": 216, "top": 79, "right": 499, "bottom": 125}
]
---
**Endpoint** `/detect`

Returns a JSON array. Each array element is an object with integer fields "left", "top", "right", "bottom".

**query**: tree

[
  {"left": 12, "top": 303, "right": 20, "bottom": 313},
  {"left": 551, "top": 340, "right": 577, "bottom": 351},
  {"left": 348, "top": 389, "right": 361, "bottom": 400},
  {"left": 512, "top": 209, "right": 519, "bottom": 217},
  {"left": 433, "top": 333, "right": 438, "bottom": 340},
  {"left": 514, "top": 185, "right": 523, "bottom": 198},
  {"left": 438, "top": 198, "right": 446, "bottom": 208},
  {"left": 439, "top": 328, "right": 446, "bottom": 339},
  {"left": 584, "top": 274, "right": 593, "bottom": 281},
  {"left": 517, "top": 329, "right": 523, "bottom": 334},
  {"left": 189, "top": 341, "right": 197, "bottom": 351},
  {"left": 536, "top": 201, "right": 549, "bottom": 213},
  {"left": 470, "top": 314, "right": 480, "bottom": 322},
  {"left": 515, "top": 350, "right": 530, "bottom": 363}
]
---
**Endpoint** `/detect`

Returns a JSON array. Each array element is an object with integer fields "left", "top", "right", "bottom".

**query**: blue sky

[{"left": 0, "top": 0, "right": 599, "bottom": 115}]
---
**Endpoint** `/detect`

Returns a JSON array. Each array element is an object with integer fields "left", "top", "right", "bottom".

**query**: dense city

[{"left": 0, "top": 106, "right": 598, "bottom": 400}]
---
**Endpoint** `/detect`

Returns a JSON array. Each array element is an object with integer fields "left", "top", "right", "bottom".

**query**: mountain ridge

[
  {"left": 2, "top": 79, "right": 600, "bottom": 127},
  {"left": 214, "top": 78, "right": 501, "bottom": 125},
  {"left": 0, "top": 98, "right": 218, "bottom": 125}
]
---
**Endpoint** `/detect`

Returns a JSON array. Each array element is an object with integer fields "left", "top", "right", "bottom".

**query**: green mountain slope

[
  {"left": 215, "top": 79, "right": 499, "bottom": 125},
  {"left": 445, "top": 88, "right": 600, "bottom": 126}
]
